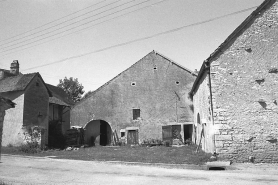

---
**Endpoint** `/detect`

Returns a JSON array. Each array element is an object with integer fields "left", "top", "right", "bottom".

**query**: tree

[
  {"left": 82, "top": 90, "right": 94, "bottom": 100},
  {"left": 57, "top": 77, "right": 84, "bottom": 103}
]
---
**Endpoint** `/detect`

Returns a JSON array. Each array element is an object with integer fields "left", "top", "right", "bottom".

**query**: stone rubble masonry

[{"left": 210, "top": 1, "right": 278, "bottom": 163}]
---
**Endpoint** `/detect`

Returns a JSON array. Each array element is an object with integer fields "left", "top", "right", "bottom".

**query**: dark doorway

[
  {"left": 84, "top": 120, "right": 112, "bottom": 146},
  {"left": 184, "top": 124, "right": 193, "bottom": 141},
  {"left": 100, "top": 120, "right": 108, "bottom": 146},
  {"left": 127, "top": 130, "right": 138, "bottom": 145}
]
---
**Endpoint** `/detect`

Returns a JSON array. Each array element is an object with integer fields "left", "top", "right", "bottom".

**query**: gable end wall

[
  {"left": 71, "top": 52, "right": 196, "bottom": 142},
  {"left": 210, "top": 1, "right": 278, "bottom": 162}
]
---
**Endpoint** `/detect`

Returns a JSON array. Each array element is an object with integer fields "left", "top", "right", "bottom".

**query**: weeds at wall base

[{"left": 18, "top": 142, "right": 41, "bottom": 154}]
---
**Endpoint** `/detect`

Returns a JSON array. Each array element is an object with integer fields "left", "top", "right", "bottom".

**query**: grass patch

[{"left": 2, "top": 144, "right": 211, "bottom": 165}]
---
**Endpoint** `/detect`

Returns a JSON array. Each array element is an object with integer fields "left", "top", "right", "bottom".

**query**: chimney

[{"left": 10, "top": 60, "right": 19, "bottom": 75}]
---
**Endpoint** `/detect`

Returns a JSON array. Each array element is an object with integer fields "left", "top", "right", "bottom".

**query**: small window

[
  {"left": 131, "top": 82, "right": 136, "bottom": 86},
  {"left": 121, "top": 132, "right": 125, "bottom": 137},
  {"left": 154, "top": 65, "right": 157, "bottom": 70},
  {"left": 133, "top": 109, "right": 140, "bottom": 120},
  {"left": 176, "top": 81, "right": 180, "bottom": 85}
]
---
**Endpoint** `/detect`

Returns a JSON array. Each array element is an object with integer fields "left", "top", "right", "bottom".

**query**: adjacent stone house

[
  {"left": 47, "top": 84, "right": 74, "bottom": 147},
  {"left": 0, "top": 96, "right": 15, "bottom": 160},
  {"left": 71, "top": 51, "right": 197, "bottom": 146},
  {"left": 0, "top": 61, "right": 51, "bottom": 147},
  {"left": 190, "top": 0, "right": 278, "bottom": 162}
]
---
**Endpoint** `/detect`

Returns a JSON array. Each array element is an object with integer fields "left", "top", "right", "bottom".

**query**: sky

[{"left": 0, "top": 0, "right": 265, "bottom": 92}]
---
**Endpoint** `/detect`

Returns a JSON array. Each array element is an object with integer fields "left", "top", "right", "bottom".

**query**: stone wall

[
  {"left": 24, "top": 76, "right": 49, "bottom": 146},
  {"left": 209, "top": 1, "right": 278, "bottom": 162},
  {"left": 71, "top": 51, "right": 196, "bottom": 143},
  {"left": 0, "top": 97, "right": 15, "bottom": 160},
  {"left": 1, "top": 91, "right": 25, "bottom": 146},
  {"left": 193, "top": 70, "right": 215, "bottom": 153}
]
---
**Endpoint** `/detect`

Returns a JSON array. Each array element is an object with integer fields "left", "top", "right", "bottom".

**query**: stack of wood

[{"left": 65, "top": 128, "right": 84, "bottom": 146}]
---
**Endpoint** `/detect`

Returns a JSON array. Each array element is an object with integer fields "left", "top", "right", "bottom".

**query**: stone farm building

[
  {"left": 71, "top": 51, "right": 197, "bottom": 146},
  {"left": 190, "top": 0, "right": 278, "bottom": 163},
  {"left": 0, "top": 96, "right": 15, "bottom": 159},
  {"left": 0, "top": 61, "right": 72, "bottom": 148},
  {"left": 47, "top": 84, "right": 74, "bottom": 148}
]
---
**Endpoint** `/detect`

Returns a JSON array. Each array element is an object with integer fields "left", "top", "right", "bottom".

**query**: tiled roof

[
  {"left": 0, "top": 73, "right": 37, "bottom": 93},
  {"left": 47, "top": 84, "right": 74, "bottom": 106}
]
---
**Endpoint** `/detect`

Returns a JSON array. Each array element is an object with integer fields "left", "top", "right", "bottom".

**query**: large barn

[{"left": 71, "top": 51, "right": 197, "bottom": 146}]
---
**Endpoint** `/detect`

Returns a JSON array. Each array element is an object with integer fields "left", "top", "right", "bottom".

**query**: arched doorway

[{"left": 84, "top": 120, "right": 112, "bottom": 146}]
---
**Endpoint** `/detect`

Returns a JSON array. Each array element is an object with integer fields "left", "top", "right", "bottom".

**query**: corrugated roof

[
  {"left": 47, "top": 84, "right": 74, "bottom": 106},
  {"left": 0, "top": 73, "right": 37, "bottom": 92}
]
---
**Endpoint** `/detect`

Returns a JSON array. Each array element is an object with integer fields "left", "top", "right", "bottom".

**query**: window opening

[
  {"left": 133, "top": 109, "right": 140, "bottom": 120},
  {"left": 197, "top": 113, "right": 201, "bottom": 124},
  {"left": 176, "top": 81, "right": 180, "bottom": 85},
  {"left": 131, "top": 82, "right": 136, "bottom": 86}
]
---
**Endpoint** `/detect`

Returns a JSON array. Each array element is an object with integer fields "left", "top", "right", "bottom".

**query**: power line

[
  {"left": 0, "top": 0, "right": 154, "bottom": 54},
  {"left": 21, "top": 6, "right": 258, "bottom": 71},
  {"left": 0, "top": 0, "right": 159, "bottom": 56},
  {"left": 0, "top": 0, "right": 137, "bottom": 51},
  {"left": 0, "top": 0, "right": 107, "bottom": 44}
]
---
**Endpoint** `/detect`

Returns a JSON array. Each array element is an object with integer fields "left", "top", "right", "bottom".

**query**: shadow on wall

[{"left": 84, "top": 120, "right": 112, "bottom": 146}]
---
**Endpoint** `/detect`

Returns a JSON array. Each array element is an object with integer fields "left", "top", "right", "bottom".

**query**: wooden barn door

[
  {"left": 127, "top": 130, "right": 138, "bottom": 145},
  {"left": 162, "top": 125, "right": 172, "bottom": 143}
]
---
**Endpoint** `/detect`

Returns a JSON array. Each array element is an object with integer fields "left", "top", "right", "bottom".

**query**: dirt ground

[{"left": 1, "top": 154, "right": 278, "bottom": 185}]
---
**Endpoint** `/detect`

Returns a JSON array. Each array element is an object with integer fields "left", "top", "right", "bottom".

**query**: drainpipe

[{"left": 206, "top": 61, "right": 216, "bottom": 153}]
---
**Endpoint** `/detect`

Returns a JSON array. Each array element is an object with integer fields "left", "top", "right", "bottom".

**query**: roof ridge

[
  {"left": 74, "top": 51, "right": 196, "bottom": 107},
  {"left": 152, "top": 50, "right": 197, "bottom": 76},
  {"left": 74, "top": 52, "right": 151, "bottom": 106},
  {"left": 190, "top": 0, "right": 276, "bottom": 95}
]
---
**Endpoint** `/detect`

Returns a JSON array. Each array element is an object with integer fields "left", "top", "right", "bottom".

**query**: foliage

[
  {"left": 19, "top": 126, "right": 44, "bottom": 153},
  {"left": 141, "top": 139, "right": 163, "bottom": 147},
  {"left": 57, "top": 77, "right": 85, "bottom": 103},
  {"left": 7, "top": 144, "right": 13, "bottom": 148},
  {"left": 18, "top": 142, "right": 41, "bottom": 154},
  {"left": 82, "top": 90, "right": 94, "bottom": 100}
]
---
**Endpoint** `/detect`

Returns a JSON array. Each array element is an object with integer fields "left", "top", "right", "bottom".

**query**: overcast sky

[{"left": 0, "top": 0, "right": 264, "bottom": 92}]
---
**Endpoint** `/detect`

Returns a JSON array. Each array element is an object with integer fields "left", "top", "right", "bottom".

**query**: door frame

[{"left": 126, "top": 127, "right": 139, "bottom": 145}]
